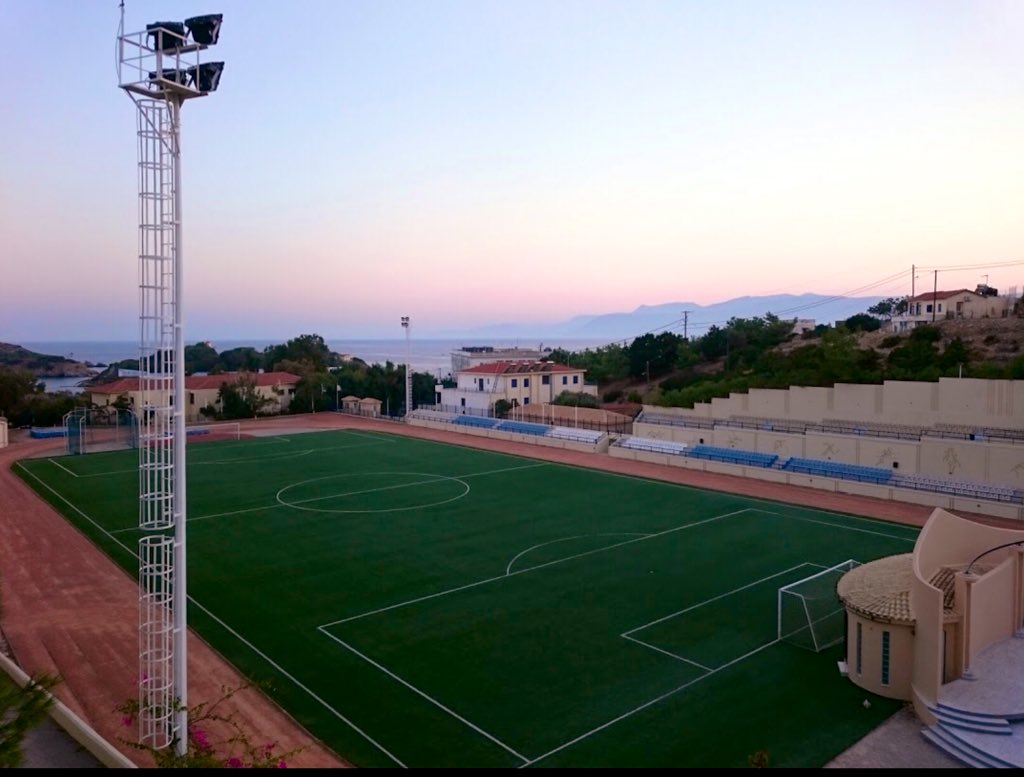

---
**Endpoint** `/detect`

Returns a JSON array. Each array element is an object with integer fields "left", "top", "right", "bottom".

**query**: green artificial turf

[{"left": 15, "top": 429, "right": 915, "bottom": 767}]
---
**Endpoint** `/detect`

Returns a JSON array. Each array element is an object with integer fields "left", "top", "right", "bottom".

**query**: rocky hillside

[
  {"left": 855, "top": 317, "right": 1022, "bottom": 367},
  {"left": 0, "top": 343, "right": 93, "bottom": 377}
]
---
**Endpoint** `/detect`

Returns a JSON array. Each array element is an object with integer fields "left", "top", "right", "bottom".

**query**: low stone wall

[
  {"left": 407, "top": 417, "right": 610, "bottom": 454},
  {"left": 0, "top": 651, "right": 136, "bottom": 768}
]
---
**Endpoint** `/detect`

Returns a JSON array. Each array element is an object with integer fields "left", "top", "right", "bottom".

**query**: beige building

[
  {"left": 837, "top": 509, "right": 1024, "bottom": 729},
  {"left": 87, "top": 372, "right": 301, "bottom": 422},
  {"left": 892, "top": 289, "right": 1015, "bottom": 332},
  {"left": 436, "top": 361, "right": 597, "bottom": 415},
  {"left": 341, "top": 395, "right": 382, "bottom": 418},
  {"left": 0, "top": 417, "right": 7, "bottom": 448}
]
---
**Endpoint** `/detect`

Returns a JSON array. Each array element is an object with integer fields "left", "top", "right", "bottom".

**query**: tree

[
  {"left": 0, "top": 367, "right": 40, "bottom": 419},
  {"left": 939, "top": 337, "right": 971, "bottom": 375},
  {"left": 868, "top": 297, "right": 907, "bottom": 317},
  {"left": 493, "top": 399, "right": 512, "bottom": 419},
  {"left": 265, "top": 334, "right": 335, "bottom": 373},
  {"left": 218, "top": 347, "right": 261, "bottom": 373},
  {"left": 843, "top": 313, "right": 881, "bottom": 333},
  {"left": 628, "top": 333, "right": 681, "bottom": 379},
  {"left": 217, "top": 373, "right": 275, "bottom": 419},
  {"left": 184, "top": 342, "right": 219, "bottom": 375}
]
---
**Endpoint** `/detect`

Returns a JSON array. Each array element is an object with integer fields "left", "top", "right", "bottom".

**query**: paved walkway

[{"left": 826, "top": 708, "right": 963, "bottom": 769}]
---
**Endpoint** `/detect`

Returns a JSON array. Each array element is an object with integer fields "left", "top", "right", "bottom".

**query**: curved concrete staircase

[{"left": 920, "top": 638, "right": 1024, "bottom": 768}]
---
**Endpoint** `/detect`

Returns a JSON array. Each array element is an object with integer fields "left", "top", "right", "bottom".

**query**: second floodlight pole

[{"left": 402, "top": 317, "right": 412, "bottom": 418}]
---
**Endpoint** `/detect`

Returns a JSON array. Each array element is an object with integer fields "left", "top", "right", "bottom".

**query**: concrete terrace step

[
  {"left": 938, "top": 701, "right": 1019, "bottom": 721},
  {"left": 930, "top": 705, "right": 1013, "bottom": 735},
  {"left": 921, "top": 727, "right": 1008, "bottom": 768}
]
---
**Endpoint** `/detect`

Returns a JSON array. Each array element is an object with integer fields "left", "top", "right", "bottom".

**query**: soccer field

[{"left": 15, "top": 428, "right": 917, "bottom": 767}]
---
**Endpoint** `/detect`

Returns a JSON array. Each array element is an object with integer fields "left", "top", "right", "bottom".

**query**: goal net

[
  {"left": 65, "top": 408, "right": 138, "bottom": 455},
  {"left": 778, "top": 560, "right": 861, "bottom": 652}
]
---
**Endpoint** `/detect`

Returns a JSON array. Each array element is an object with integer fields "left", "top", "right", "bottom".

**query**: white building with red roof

[
  {"left": 86, "top": 371, "right": 302, "bottom": 422},
  {"left": 892, "top": 289, "right": 1013, "bottom": 332},
  {"left": 436, "top": 361, "right": 596, "bottom": 415}
]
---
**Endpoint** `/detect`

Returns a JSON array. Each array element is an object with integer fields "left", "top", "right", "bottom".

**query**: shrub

[
  {"left": 0, "top": 673, "right": 59, "bottom": 768},
  {"left": 117, "top": 682, "right": 306, "bottom": 769},
  {"left": 880, "top": 336, "right": 902, "bottom": 349},
  {"left": 603, "top": 389, "right": 624, "bottom": 403}
]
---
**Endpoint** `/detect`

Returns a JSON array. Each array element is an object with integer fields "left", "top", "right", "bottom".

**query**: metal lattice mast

[
  {"left": 136, "top": 95, "right": 178, "bottom": 750},
  {"left": 118, "top": 10, "right": 224, "bottom": 756}
]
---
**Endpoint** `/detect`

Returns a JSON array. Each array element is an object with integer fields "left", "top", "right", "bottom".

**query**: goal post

[
  {"left": 183, "top": 420, "right": 242, "bottom": 442},
  {"left": 778, "top": 560, "right": 861, "bottom": 652}
]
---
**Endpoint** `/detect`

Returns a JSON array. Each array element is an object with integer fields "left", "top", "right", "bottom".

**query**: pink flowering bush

[{"left": 116, "top": 682, "right": 305, "bottom": 768}]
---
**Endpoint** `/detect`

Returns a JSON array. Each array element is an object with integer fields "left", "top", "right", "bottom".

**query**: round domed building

[{"left": 834, "top": 508, "right": 1024, "bottom": 742}]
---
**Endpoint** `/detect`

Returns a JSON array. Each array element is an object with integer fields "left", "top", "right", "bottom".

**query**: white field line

[
  {"left": 318, "top": 627, "right": 528, "bottom": 765},
  {"left": 320, "top": 508, "right": 754, "bottom": 629},
  {"left": 505, "top": 533, "right": 652, "bottom": 576},
  {"left": 621, "top": 562, "right": 819, "bottom": 638},
  {"left": 185, "top": 462, "right": 549, "bottom": 525},
  {"left": 48, "top": 458, "right": 79, "bottom": 478},
  {"left": 335, "top": 430, "right": 398, "bottom": 444},
  {"left": 193, "top": 601, "right": 407, "bottom": 768},
  {"left": 275, "top": 462, "right": 548, "bottom": 511},
  {"left": 15, "top": 462, "right": 407, "bottom": 768},
  {"left": 520, "top": 638, "right": 784, "bottom": 768},
  {"left": 619, "top": 634, "right": 712, "bottom": 672},
  {"left": 71, "top": 438, "right": 394, "bottom": 479},
  {"left": 756, "top": 509, "right": 917, "bottom": 543}
]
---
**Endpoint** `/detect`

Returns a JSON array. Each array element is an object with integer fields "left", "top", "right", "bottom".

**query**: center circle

[{"left": 275, "top": 471, "right": 470, "bottom": 514}]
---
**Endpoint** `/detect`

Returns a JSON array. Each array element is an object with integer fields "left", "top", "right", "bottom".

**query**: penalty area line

[
  {"left": 48, "top": 458, "right": 80, "bottom": 478},
  {"left": 318, "top": 626, "right": 528, "bottom": 764},
  {"left": 520, "top": 638, "right": 783, "bottom": 768}
]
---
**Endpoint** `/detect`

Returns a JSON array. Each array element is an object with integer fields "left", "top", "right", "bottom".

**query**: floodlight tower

[
  {"left": 117, "top": 8, "right": 224, "bottom": 756},
  {"left": 401, "top": 317, "right": 412, "bottom": 418}
]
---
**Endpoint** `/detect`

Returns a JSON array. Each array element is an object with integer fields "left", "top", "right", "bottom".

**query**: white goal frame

[{"left": 777, "top": 559, "right": 861, "bottom": 652}]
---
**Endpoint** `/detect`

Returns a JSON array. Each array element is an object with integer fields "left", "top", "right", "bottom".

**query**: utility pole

[
  {"left": 682, "top": 310, "right": 690, "bottom": 340},
  {"left": 932, "top": 270, "right": 938, "bottom": 322},
  {"left": 911, "top": 264, "right": 915, "bottom": 300}
]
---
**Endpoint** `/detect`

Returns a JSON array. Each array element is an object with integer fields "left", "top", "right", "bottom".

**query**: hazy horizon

[{"left": 1, "top": 1, "right": 1021, "bottom": 342}]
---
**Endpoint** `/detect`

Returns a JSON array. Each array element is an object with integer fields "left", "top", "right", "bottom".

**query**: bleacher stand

[
  {"left": 687, "top": 445, "right": 778, "bottom": 468},
  {"left": 496, "top": 420, "right": 548, "bottom": 436},
  {"left": 782, "top": 457, "right": 893, "bottom": 485},
  {"left": 615, "top": 436, "right": 690, "bottom": 456},
  {"left": 548, "top": 427, "right": 606, "bottom": 445},
  {"left": 893, "top": 474, "right": 1023, "bottom": 504}
]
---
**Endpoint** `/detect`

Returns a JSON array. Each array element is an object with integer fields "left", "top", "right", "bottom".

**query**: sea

[{"left": 23, "top": 337, "right": 611, "bottom": 394}]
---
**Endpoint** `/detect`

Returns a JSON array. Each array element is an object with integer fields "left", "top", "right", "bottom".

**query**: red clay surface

[{"left": 0, "top": 414, "right": 1014, "bottom": 768}]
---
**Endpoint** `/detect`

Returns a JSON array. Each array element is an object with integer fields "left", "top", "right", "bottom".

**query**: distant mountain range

[{"left": 452, "top": 294, "right": 884, "bottom": 341}]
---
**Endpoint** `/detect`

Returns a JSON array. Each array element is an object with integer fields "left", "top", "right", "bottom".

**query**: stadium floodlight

[
  {"left": 187, "top": 62, "right": 225, "bottom": 93},
  {"left": 145, "top": 21, "right": 186, "bottom": 51},
  {"left": 185, "top": 14, "right": 223, "bottom": 45},
  {"left": 148, "top": 68, "right": 189, "bottom": 86},
  {"left": 118, "top": 7, "right": 224, "bottom": 759}
]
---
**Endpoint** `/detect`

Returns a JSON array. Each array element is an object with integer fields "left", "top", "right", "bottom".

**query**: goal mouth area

[{"left": 778, "top": 559, "right": 862, "bottom": 653}]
